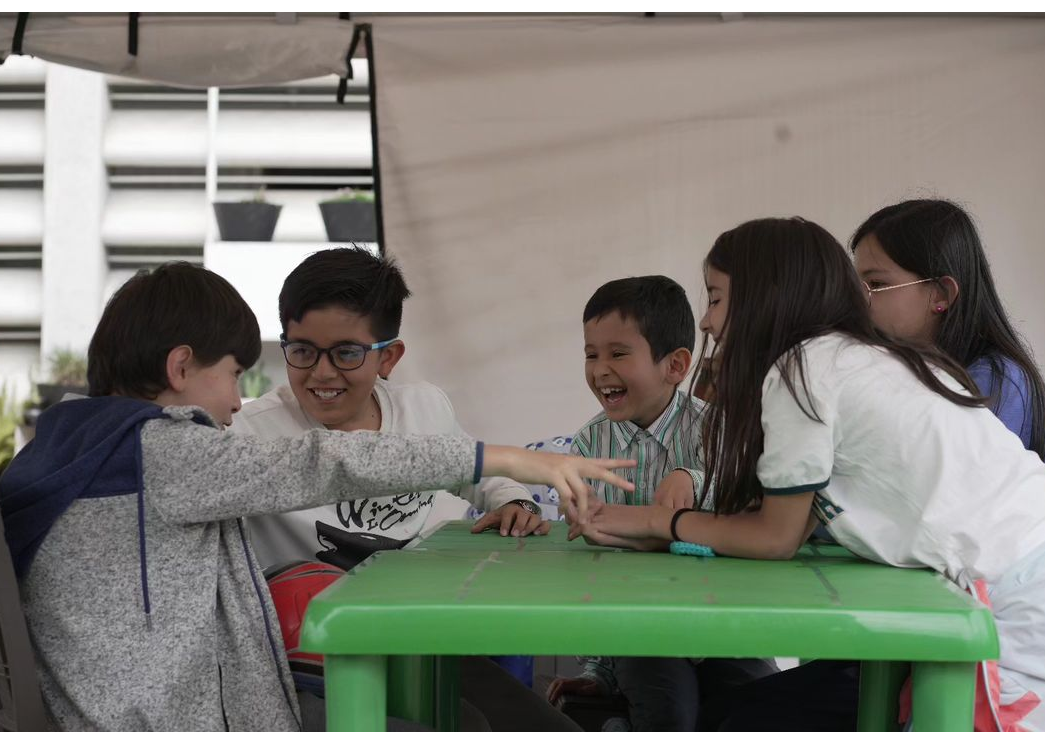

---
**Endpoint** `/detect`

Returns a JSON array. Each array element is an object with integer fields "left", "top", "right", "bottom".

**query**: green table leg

[
  {"left": 857, "top": 661, "right": 908, "bottom": 731},
  {"left": 388, "top": 655, "right": 436, "bottom": 727},
  {"left": 324, "top": 655, "right": 387, "bottom": 732},
  {"left": 910, "top": 662, "right": 977, "bottom": 731},
  {"left": 434, "top": 656, "right": 460, "bottom": 732}
]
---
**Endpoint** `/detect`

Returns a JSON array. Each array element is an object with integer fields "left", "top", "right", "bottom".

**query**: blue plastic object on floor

[{"left": 489, "top": 655, "right": 534, "bottom": 688}]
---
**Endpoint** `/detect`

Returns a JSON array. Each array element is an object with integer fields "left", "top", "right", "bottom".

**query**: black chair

[{"left": 0, "top": 511, "right": 50, "bottom": 731}]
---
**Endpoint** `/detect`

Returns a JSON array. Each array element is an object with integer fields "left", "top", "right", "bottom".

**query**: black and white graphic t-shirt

[{"left": 234, "top": 380, "right": 532, "bottom": 570}]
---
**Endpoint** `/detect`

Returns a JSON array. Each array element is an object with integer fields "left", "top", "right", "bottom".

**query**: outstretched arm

[
  {"left": 571, "top": 493, "right": 816, "bottom": 560},
  {"left": 146, "top": 419, "right": 634, "bottom": 526}
]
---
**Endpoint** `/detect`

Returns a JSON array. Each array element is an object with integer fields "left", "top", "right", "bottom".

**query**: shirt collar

[{"left": 609, "top": 388, "right": 686, "bottom": 451}]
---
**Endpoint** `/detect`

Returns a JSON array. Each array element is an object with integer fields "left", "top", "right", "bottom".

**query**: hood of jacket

[{"left": 0, "top": 395, "right": 210, "bottom": 578}]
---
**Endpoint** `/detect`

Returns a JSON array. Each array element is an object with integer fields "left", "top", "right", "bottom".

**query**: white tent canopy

[
  {"left": 3, "top": 13, "right": 1044, "bottom": 445},
  {"left": 0, "top": 12, "right": 360, "bottom": 88}
]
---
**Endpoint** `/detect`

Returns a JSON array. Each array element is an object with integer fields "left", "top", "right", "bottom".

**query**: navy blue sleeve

[{"left": 473, "top": 441, "right": 484, "bottom": 484}]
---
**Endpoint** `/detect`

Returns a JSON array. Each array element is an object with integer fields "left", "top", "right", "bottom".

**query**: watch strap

[{"left": 507, "top": 498, "right": 541, "bottom": 515}]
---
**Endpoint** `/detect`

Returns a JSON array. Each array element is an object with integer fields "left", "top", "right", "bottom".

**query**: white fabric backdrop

[
  {"left": 373, "top": 15, "right": 1045, "bottom": 446},
  {"left": 0, "top": 13, "right": 357, "bottom": 87}
]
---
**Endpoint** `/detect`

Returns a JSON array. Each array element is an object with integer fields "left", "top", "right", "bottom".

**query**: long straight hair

[
  {"left": 691, "top": 217, "right": 984, "bottom": 515},
  {"left": 852, "top": 199, "right": 1045, "bottom": 459}
]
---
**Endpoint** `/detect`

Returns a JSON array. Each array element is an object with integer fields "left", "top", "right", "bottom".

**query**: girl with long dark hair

[
  {"left": 852, "top": 199, "right": 1044, "bottom": 459},
  {"left": 571, "top": 217, "right": 1045, "bottom": 731}
]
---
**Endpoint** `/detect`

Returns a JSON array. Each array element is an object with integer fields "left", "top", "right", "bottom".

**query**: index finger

[
  {"left": 471, "top": 511, "right": 497, "bottom": 534},
  {"left": 560, "top": 499, "right": 580, "bottom": 525},
  {"left": 581, "top": 458, "right": 636, "bottom": 493},
  {"left": 555, "top": 476, "right": 587, "bottom": 525}
]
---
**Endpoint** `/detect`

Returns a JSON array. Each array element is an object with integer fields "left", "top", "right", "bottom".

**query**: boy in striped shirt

[
  {"left": 546, "top": 275, "right": 776, "bottom": 730},
  {"left": 572, "top": 275, "right": 708, "bottom": 509}
]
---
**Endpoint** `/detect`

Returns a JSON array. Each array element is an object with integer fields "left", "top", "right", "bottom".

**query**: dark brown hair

[
  {"left": 692, "top": 217, "right": 984, "bottom": 515},
  {"left": 88, "top": 262, "right": 261, "bottom": 399},
  {"left": 583, "top": 275, "right": 696, "bottom": 360},
  {"left": 853, "top": 199, "right": 1044, "bottom": 459},
  {"left": 279, "top": 247, "right": 410, "bottom": 340}
]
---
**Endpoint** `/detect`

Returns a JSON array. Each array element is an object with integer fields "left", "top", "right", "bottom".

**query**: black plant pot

[
  {"left": 36, "top": 384, "right": 89, "bottom": 409},
  {"left": 213, "top": 202, "right": 282, "bottom": 241},
  {"left": 319, "top": 201, "right": 377, "bottom": 242}
]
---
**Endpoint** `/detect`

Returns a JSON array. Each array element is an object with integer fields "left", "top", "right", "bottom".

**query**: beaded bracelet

[
  {"left": 668, "top": 508, "right": 716, "bottom": 557},
  {"left": 670, "top": 541, "right": 717, "bottom": 558}
]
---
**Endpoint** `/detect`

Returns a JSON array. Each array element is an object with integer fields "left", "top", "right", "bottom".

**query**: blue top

[{"left": 968, "top": 355, "right": 1033, "bottom": 450}]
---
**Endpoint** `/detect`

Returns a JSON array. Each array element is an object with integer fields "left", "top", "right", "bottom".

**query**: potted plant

[
  {"left": 0, "top": 385, "right": 22, "bottom": 474},
  {"left": 239, "top": 362, "right": 272, "bottom": 401},
  {"left": 213, "top": 188, "right": 282, "bottom": 242},
  {"left": 35, "top": 348, "right": 89, "bottom": 410},
  {"left": 318, "top": 188, "right": 377, "bottom": 242}
]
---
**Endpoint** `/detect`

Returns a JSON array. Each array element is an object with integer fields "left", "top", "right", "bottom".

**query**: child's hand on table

[
  {"left": 652, "top": 469, "right": 696, "bottom": 509},
  {"left": 567, "top": 502, "right": 672, "bottom": 552},
  {"left": 471, "top": 502, "right": 551, "bottom": 537}
]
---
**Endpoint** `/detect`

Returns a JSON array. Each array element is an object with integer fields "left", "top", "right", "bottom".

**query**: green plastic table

[{"left": 300, "top": 521, "right": 997, "bottom": 731}]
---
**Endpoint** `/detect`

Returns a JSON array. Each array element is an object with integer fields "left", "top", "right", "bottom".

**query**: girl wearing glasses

[
  {"left": 852, "top": 199, "right": 1044, "bottom": 458},
  {"left": 571, "top": 217, "right": 1045, "bottom": 731}
]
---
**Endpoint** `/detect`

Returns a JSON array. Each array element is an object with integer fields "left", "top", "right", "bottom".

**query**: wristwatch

[{"left": 508, "top": 499, "right": 541, "bottom": 515}]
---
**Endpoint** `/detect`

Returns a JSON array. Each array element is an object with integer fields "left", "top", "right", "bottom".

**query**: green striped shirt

[
  {"left": 572, "top": 388, "right": 712, "bottom": 688},
  {"left": 571, "top": 388, "right": 712, "bottom": 509}
]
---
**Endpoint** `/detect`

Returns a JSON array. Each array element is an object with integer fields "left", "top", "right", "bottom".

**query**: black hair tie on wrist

[{"left": 670, "top": 508, "right": 695, "bottom": 543}]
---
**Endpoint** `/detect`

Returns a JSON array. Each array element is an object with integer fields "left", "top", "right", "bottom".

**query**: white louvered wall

[
  {"left": 0, "top": 56, "right": 45, "bottom": 400},
  {"left": 0, "top": 57, "right": 372, "bottom": 402}
]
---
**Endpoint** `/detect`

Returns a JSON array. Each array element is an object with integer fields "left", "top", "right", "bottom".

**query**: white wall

[
  {"left": 374, "top": 15, "right": 1045, "bottom": 445},
  {"left": 0, "top": 343, "right": 39, "bottom": 403},
  {"left": 0, "top": 56, "right": 372, "bottom": 409},
  {"left": 0, "top": 110, "right": 45, "bottom": 165},
  {"left": 0, "top": 189, "right": 44, "bottom": 244},
  {"left": 104, "top": 109, "right": 371, "bottom": 168},
  {"left": 40, "top": 64, "right": 109, "bottom": 364},
  {"left": 0, "top": 270, "right": 43, "bottom": 327}
]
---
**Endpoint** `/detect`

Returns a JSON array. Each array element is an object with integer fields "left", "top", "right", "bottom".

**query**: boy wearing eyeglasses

[
  {"left": 233, "top": 248, "right": 577, "bottom": 730},
  {"left": 235, "top": 248, "right": 547, "bottom": 570}
]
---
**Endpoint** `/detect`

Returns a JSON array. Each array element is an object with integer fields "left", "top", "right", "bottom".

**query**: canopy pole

[
  {"left": 205, "top": 86, "right": 219, "bottom": 244},
  {"left": 362, "top": 25, "right": 385, "bottom": 255},
  {"left": 12, "top": 13, "right": 29, "bottom": 54},
  {"left": 128, "top": 13, "right": 140, "bottom": 56}
]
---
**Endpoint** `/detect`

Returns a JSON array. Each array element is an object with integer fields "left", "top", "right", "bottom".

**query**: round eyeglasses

[
  {"left": 279, "top": 336, "right": 399, "bottom": 371},
  {"left": 862, "top": 277, "right": 938, "bottom": 306}
]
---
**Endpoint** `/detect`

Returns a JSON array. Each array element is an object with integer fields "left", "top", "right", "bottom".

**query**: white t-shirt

[
  {"left": 233, "top": 379, "right": 532, "bottom": 569},
  {"left": 757, "top": 333, "right": 1045, "bottom": 586}
]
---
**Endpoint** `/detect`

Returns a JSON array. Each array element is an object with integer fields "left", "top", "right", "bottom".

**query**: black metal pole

[{"left": 361, "top": 24, "right": 386, "bottom": 255}]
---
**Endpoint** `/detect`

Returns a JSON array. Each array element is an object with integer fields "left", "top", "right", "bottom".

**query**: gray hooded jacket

[{"left": 17, "top": 404, "right": 476, "bottom": 730}]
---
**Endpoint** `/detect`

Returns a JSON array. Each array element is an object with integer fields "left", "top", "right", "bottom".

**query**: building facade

[{"left": 0, "top": 55, "right": 372, "bottom": 404}]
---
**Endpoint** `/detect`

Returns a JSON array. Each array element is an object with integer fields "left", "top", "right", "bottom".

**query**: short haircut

[
  {"left": 87, "top": 262, "right": 261, "bottom": 399},
  {"left": 583, "top": 275, "right": 695, "bottom": 361},
  {"left": 278, "top": 247, "right": 411, "bottom": 340}
]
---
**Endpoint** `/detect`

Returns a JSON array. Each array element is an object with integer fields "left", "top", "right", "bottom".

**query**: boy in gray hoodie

[{"left": 0, "top": 262, "right": 633, "bottom": 731}]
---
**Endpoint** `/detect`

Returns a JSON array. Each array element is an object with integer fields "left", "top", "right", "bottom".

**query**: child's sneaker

[{"left": 601, "top": 716, "right": 631, "bottom": 732}]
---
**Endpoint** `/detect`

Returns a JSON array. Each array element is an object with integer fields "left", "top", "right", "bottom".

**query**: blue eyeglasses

[{"left": 279, "top": 335, "right": 398, "bottom": 371}]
